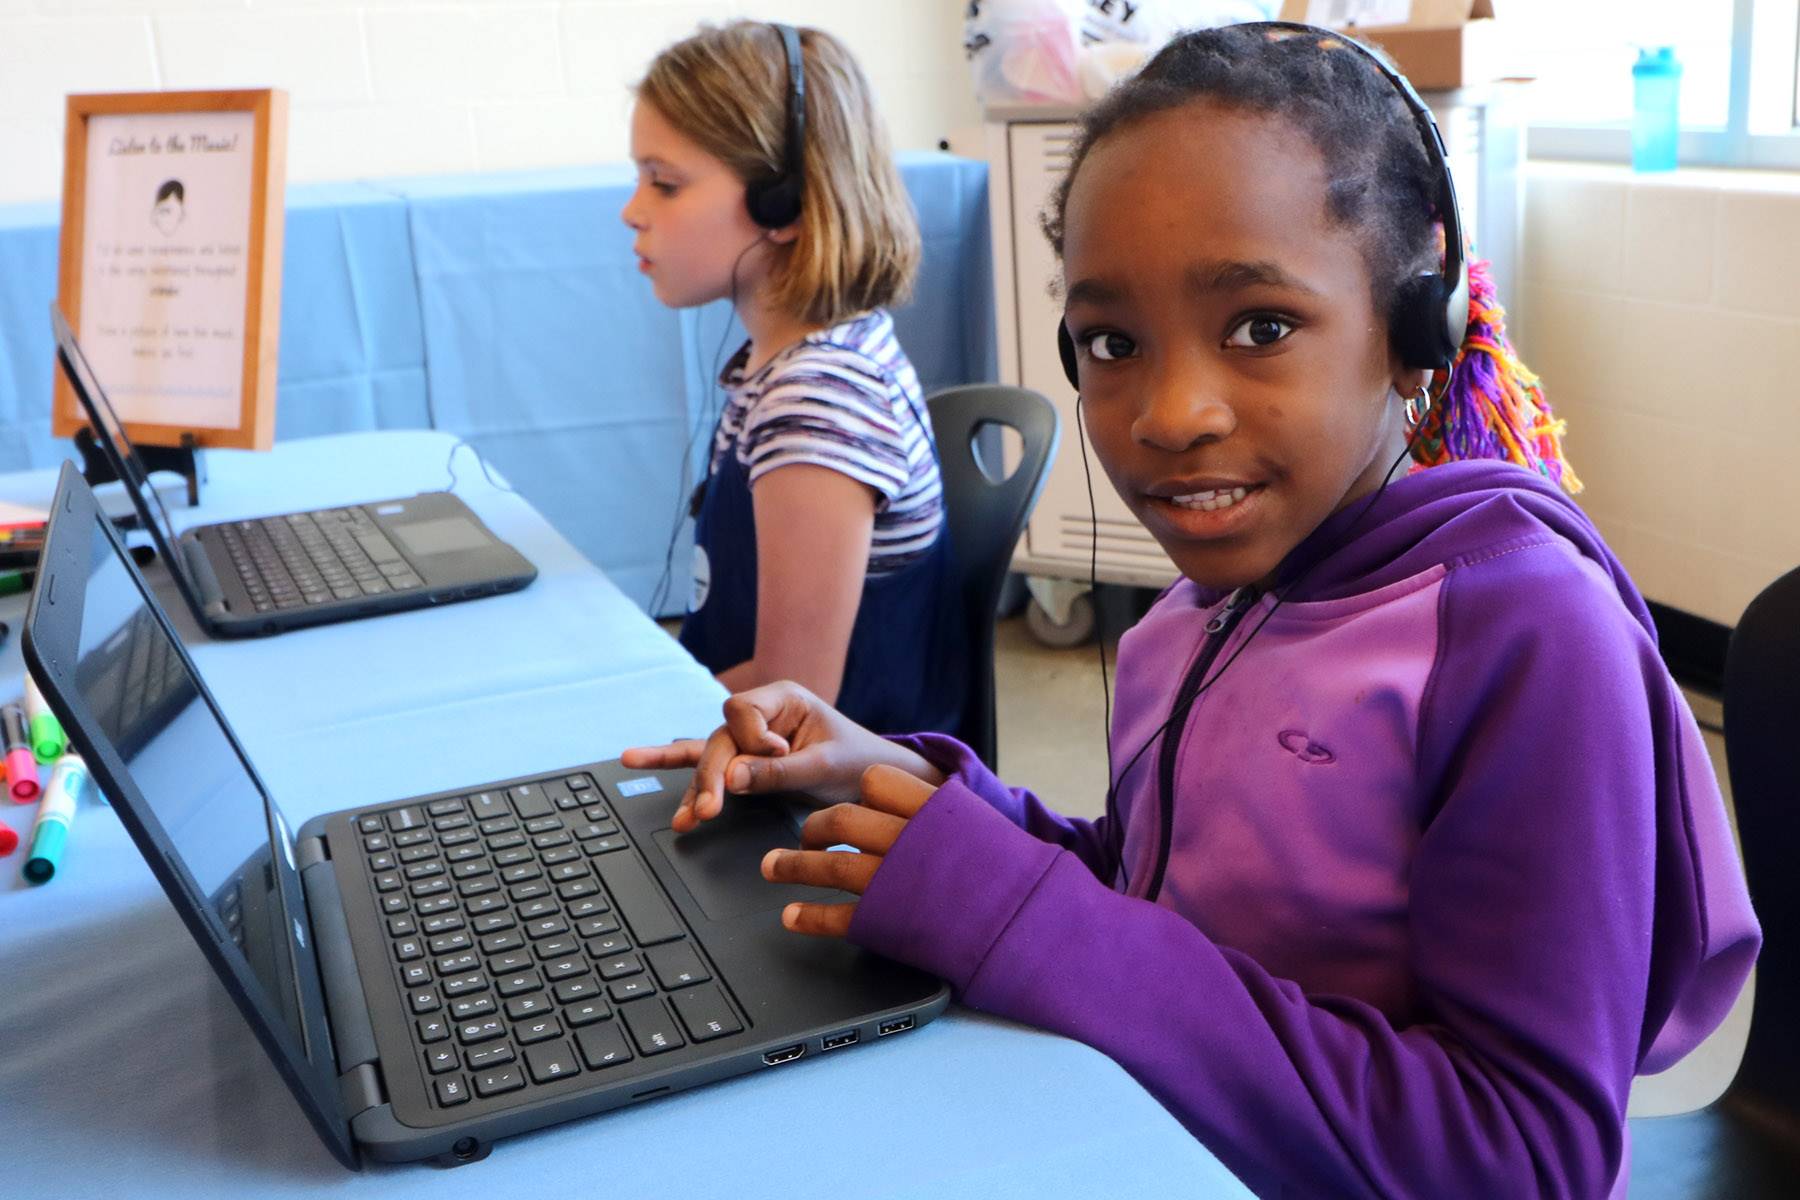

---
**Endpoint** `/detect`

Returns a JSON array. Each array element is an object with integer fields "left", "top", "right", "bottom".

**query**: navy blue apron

[{"left": 678, "top": 444, "right": 966, "bottom": 736}]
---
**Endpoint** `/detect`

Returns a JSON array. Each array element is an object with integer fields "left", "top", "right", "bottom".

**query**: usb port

[
  {"left": 877, "top": 1015, "right": 915, "bottom": 1037},
  {"left": 821, "top": 1030, "right": 860, "bottom": 1051},
  {"left": 762, "top": 1043, "right": 805, "bottom": 1066}
]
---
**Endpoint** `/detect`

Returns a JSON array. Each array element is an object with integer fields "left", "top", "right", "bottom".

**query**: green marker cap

[
  {"left": 29, "top": 712, "right": 66, "bottom": 764},
  {"left": 23, "top": 819, "right": 67, "bottom": 884}
]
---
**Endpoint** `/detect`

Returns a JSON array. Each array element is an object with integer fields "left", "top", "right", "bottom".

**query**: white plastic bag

[
  {"left": 1074, "top": 0, "right": 1282, "bottom": 97},
  {"left": 1076, "top": 0, "right": 1279, "bottom": 48},
  {"left": 964, "top": 0, "right": 1086, "bottom": 107},
  {"left": 966, "top": 0, "right": 1286, "bottom": 107}
]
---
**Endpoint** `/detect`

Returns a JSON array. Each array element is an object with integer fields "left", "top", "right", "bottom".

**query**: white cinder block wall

[
  {"left": 1520, "top": 162, "right": 1800, "bottom": 629},
  {"left": 0, "top": 0, "right": 982, "bottom": 205}
]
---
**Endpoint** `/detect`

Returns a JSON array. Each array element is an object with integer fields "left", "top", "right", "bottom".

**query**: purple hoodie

[{"left": 848, "top": 460, "right": 1760, "bottom": 1198}]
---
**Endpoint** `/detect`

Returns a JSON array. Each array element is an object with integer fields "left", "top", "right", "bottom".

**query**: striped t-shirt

[{"left": 710, "top": 309, "right": 944, "bottom": 576}]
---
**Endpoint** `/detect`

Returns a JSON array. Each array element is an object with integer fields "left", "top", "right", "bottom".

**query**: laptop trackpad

[
  {"left": 650, "top": 803, "right": 849, "bottom": 923},
  {"left": 383, "top": 512, "right": 493, "bottom": 556}
]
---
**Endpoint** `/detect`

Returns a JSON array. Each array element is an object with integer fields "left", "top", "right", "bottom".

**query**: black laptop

[
  {"left": 24, "top": 463, "right": 948, "bottom": 1167},
  {"left": 51, "top": 305, "right": 537, "bottom": 638}
]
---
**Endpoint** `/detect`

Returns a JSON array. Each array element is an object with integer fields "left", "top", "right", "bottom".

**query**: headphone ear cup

[
  {"left": 1389, "top": 273, "right": 1459, "bottom": 371},
  {"left": 1057, "top": 321, "right": 1080, "bottom": 390},
  {"left": 745, "top": 176, "right": 802, "bottom": 230},
  {"left": 1442, "top": 258, "right": 1470, "bottom": 357}
]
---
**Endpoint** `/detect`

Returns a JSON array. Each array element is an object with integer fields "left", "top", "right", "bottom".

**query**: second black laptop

[{"left": 52, "top": 304, "right": 536, "bottom": 638}]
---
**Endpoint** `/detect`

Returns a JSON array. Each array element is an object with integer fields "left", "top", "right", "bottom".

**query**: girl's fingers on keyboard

[
  {"left": 619, "top": 739, "right": 705, "bottom": 769},
  {"left": 761, "top": 847, "right": 881, "bottom": 895},
  {"left": 858, "top": 765, "right": 938, "bottom": 820},
  {"left": 778, "top": 900, "right": 857, "bottom": 938},
  {"left": 798, "top": 802, "right": 908, "bottom": 857},
  {"left": 620, "top": 739, "right": 715, "bottom": 832},
  {"left": 673, "top": 727, "right": 750, "bottom": 831}
]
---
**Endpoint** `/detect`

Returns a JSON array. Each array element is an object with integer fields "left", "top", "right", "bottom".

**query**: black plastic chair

[
  {"left": 926, "top": 384, "right": 1060, "bottom": 770},
  {"left": 1627, "top": 564, "right": 1800, "bottom": 1197}
]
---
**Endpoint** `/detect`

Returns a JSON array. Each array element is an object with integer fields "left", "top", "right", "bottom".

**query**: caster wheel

[{"left": 1025, "top": 592, "right": 1096, "bottom": 648}]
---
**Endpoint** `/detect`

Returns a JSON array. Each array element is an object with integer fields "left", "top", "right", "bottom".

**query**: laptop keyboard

[
  {"left": 219, "top": 509, "right": 423, "bottom": 613},
  {"left": 359, "top": 773, "right": 744, "bottom": 1109}
]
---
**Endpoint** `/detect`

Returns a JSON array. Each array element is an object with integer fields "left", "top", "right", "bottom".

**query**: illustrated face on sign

[{"left": 152, "top": 179, "right": 185, "bottom": 236}]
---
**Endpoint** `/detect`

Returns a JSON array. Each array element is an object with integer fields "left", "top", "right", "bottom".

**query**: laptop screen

[
  {"left": 73, "top": 495, "right": 309, "bottom": 1026},
  {"left": 50, "top": 305, "right": 188, "bottom": 570},
  {"left": 25, "top": 466, "right": 354, "bottom": 1164}
]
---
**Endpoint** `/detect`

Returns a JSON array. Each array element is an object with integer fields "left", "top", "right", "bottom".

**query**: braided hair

[{"left": 1042, "top": 24, "right": 1579, "bottom": 492}]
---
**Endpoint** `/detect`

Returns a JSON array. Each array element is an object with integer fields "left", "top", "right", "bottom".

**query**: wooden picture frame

[{"left": 54, "top": 89, "right": 287, "bottom": 451}]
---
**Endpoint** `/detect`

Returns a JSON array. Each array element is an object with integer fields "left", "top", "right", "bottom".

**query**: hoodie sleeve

[
  {"left": 888, "top": 732, "right": 1118, "bottom": 882},
  {"left": 851, "top": 542, "right": 1758, "bottom": 1199}
]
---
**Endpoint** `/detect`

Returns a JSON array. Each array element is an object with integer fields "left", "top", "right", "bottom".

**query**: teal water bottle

[{"left": 1631, "top": 46, "right": 1681, "bottom": 172}]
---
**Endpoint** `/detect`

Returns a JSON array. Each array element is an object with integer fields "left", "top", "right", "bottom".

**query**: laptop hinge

[
  {"left": 297, "top": 835, "right": 328, "bottom": 871},
  {"left": 181, "top": 536, "right": 228, "bottom": 616},
  {"left": 301, "top": 860, "right": 379, "bottom": 1072},
  {"left": 339, "top": 1063, "right": 386, "bottom": 1119}
]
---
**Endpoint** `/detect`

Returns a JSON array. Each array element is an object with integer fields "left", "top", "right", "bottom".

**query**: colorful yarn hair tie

[{"left": 1410, "top": 257, "right": 1581, "bottom": 494}]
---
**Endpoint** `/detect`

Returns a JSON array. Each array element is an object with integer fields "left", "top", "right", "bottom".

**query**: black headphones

[
  {"left": 1056, "top": 21, "right": 1470, "bottom": 389},
  {"left": 744, "top": 22, "right": 807, "bottom": 230}
]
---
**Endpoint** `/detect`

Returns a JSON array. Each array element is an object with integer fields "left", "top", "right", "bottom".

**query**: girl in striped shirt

[{"left": 623, "top": 22, "right": 965, "bottom": 743}]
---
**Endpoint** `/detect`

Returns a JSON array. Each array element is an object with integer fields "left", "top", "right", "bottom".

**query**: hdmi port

[
  {"left": 877, "top": 1015, "right": 915, "bottom": 1037},
  {"left": 762, "top": 1043, "right": 805, "bottom": 1065}
]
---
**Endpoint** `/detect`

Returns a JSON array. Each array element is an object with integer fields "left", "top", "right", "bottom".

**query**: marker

[
  {"left": 0, "top": 816, "right": 17, "bottom": 856},
  {"left": 24, "top": 756, "right": 90, "bottom": 884},
  {"left": 23, "top": 674, "right": 66, "bottom": 763},
  {"left": 3, "top": 705, "right": 39, "bottom": 800}
]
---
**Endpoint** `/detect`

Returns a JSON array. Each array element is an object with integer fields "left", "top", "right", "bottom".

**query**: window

[
  {"left": 1516, "top": 0, "right": 1800, "bottom": 169},
  {"left": 1509, "top": 0, "right": 1735, "bottom": 128},
  {"left": 1793, "top": 25, "right": 1800, "bottom": 124}
]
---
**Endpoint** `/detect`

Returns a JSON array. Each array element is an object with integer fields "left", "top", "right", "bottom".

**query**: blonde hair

[{"left": 638, "top": 21, "right": 919, "bottom": 327}]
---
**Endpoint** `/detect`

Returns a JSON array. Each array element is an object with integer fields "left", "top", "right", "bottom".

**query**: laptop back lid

[
  {"left": 49, "top": 304, "right": 205, "bottom": 611},
  {"left": 22, "top": 463, "right": 356, "bottom": 1167}
]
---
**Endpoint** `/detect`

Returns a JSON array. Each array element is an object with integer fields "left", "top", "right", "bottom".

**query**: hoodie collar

[{"left": 1181, "top": 462, "right": 1650, "bottom": 640}]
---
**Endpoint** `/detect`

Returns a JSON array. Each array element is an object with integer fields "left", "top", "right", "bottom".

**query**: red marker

[
  {"left": 0, "top": 816, "right": 17, "bottom": 855},
  {"left": 3, "top": 705, "right": 37, "bottom": 801}
]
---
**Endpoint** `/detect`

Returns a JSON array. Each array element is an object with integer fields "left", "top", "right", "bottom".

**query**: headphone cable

[{"left": 648, "top": 237, "right": 762, "bottom": 617}]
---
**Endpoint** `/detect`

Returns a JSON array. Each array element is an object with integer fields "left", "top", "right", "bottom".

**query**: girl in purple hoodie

[{"left": 625, "top": 23, "right": 1759, "bottom": 1198}]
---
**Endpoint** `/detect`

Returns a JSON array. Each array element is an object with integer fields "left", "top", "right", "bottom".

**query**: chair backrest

[
  {"left": 1723, "top": 563, "right": 1800, "bottom": 1107},
  {"left": 926, "top": 384, "right": 1060, "bottom": 769}
]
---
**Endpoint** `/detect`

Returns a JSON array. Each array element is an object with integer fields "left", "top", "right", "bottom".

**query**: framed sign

[{"left": 54, "top": 89, "right": 287, "bottom": 451}]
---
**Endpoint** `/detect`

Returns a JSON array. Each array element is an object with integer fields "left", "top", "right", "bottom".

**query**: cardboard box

[{"left": 1277, "top": 1, "right": 1523, "bottom": 91}]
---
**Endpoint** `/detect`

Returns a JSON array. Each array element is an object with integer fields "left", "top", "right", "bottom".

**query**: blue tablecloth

[
  {"left": 262, "top": 183, "right": 432, "bottom": 441},
  {"left": 0, "top": 157, "right": 997, "bottom": 614},
  {"left": 0, "top": 432, "right": 1245, "bottom": 1199},
  {"left": 0, "top": 199, "right": 62, "bottom": 466}
]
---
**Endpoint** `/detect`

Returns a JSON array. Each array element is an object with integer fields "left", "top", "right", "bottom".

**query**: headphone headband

[
  {"left": 745, "top": 22, "right": 806, "bottom": 229},
  {"left": 1249, "top": 20, "right": 1467, "bottom": 367}
]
